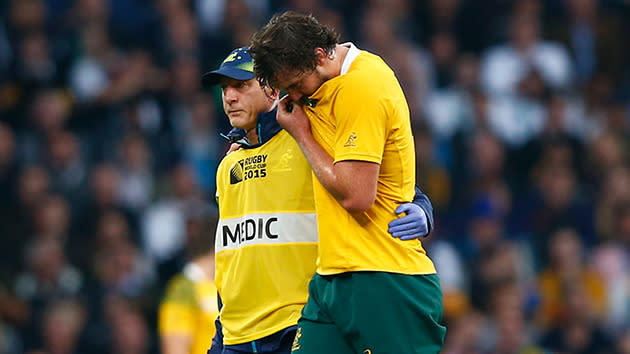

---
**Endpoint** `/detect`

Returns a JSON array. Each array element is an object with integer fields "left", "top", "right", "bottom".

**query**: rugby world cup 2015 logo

[
  {"left": 230, "top": 154, "right": 268, "bottom": 185},
  {"left": 230, "top": 161, "right": 244, "bottom": 184}
]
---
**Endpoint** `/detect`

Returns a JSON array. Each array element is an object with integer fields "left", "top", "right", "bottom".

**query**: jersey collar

[
  {"left": 339, "top": 42, "right": 361, "bottom": 76},
  {"left": 184, "top": 262, "right": 208, "bottom": 282}
]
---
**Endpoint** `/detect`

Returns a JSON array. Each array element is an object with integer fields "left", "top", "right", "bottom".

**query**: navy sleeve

[{"left": 412, "top": 185, "right": 434, "bottom": 235}]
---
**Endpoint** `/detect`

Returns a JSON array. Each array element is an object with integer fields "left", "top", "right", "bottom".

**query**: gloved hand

[{"left": 388, "top": 203, "right": 428, "bottom": 240}]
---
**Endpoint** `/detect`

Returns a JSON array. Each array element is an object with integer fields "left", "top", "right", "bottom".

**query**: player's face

[
  {"left": 274, "top": 69, "right": 326, "bottom": 103},
  {"left": 220, "top": 77, "right": 272, "bottom": 131}
]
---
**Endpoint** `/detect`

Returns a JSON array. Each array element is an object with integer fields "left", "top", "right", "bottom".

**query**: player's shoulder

[
  {"left": 357, "top": 50, "right": 392, "bottom": 73},
  {"left": 342, "top": 52, "right": 395, "bottom": 89},
  {"left": 337, "top": 71, "right": 377, "bottom": 97},
  {"left": 161, "top": 273, "right": 196, "bottom": 306}
]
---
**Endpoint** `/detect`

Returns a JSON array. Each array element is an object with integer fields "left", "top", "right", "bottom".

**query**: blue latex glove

[{"left": 388, "top": 203, "right": 428, "bottom": 240}]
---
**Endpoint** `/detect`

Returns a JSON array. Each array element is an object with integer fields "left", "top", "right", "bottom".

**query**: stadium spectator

[{"left": 0, "top": 1, "right": 629, "bottom": 352}]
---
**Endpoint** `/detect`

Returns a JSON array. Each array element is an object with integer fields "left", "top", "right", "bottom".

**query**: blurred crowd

[{"left": 0, "top": 0, "right": 630, "bottom": 353}]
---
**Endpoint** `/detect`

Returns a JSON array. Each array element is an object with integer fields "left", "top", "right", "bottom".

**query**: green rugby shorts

[{"left": 291, "top": 272, "right": 446, "bottom": 354}]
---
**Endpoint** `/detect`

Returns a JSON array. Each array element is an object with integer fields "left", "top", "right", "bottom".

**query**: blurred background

[{"left": 0, "top": 0, "right": 630, "bottom": 353}]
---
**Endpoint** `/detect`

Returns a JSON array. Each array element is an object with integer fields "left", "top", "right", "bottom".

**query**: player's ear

[{"left": 314, "top": 47, "right": 328, "bottom": 64}]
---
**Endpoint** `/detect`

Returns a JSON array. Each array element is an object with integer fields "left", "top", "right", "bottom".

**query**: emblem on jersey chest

[
  {"left": 276, "top": 148, "right": 294, "bottom": 172},
  {"left": 230, "top": 154, "right": 268, "bottom": 184}
]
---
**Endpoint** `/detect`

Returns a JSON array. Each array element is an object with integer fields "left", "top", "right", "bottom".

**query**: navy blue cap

[{"left": 201, "top": 47, "right": 254, "bottom": 88}]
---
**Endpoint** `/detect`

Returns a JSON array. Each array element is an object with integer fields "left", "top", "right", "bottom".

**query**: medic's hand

[{"left": 388, "top": 203, "right": 429, "bottom": 240}]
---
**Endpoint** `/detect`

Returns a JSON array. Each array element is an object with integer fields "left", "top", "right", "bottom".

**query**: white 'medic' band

[{"left": 215, "top": 212, "right": 318, "bottom": 252}]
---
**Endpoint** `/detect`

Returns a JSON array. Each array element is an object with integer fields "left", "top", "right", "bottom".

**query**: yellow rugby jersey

[
  {"left": 304, "top": 43, "right": 436, "bottom": 275},
  {"left": 215, "top": 129, "right": 317, "bottom": 345},
  {"left": 158, "top": 263, "right": 219, "bottom": 354}
]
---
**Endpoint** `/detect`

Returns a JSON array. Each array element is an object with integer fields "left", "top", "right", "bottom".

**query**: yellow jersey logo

[
  {"left": 277, "top": 148, "right": 294, "bottom": 172},
  {"left": 344, "top": 132, "right": 357, "bottom": 147},
  {"left": 363, "top": 350, "right": 372, "bottom": 354},
  {"left": 292, "top": 327, "right": 302, "bottom": 351}
]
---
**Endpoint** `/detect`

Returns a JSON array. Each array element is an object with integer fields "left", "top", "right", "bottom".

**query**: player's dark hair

[{"left": 250, "top": 11, "right": 340, "bottom": 89}]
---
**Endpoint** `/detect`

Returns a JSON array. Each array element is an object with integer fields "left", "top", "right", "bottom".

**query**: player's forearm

[
  {"left": 292, "top": 131, "right": 345, "bottom": 200},
  {"left": 293, "top": 131, "right": 376, "bottom": 213}
]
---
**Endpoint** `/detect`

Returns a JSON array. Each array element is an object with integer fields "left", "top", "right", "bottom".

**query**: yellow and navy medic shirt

[
  {"left": 215, "top": 128, "right": 318, "bottom": 345},
  {"left": 158, "top": 263, "right": 219, "bottom": 354},
  {"left": 304, "top": 43, "right": 436, "bottom": 276}
]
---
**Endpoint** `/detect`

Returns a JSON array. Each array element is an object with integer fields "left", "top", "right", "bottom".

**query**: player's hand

[
  {"left": 226, "top": 143, "right": 240, "bottom": 155},
  {"left": 388, "top": 203, "right": 428, "bottom": 240},
  {"left": 277, "top": 96, "right": 311, "bottom": 140}
]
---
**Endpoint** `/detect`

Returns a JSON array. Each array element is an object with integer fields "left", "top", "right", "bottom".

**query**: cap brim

[{"left": 201, "top": 67, "right": 254, "bottom": 88}]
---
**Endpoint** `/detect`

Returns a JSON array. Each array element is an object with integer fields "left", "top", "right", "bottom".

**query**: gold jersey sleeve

[
  {"left": 158, "top": 272, "right": 218, "bottom": 354},
  {"left": 214, "top": 130, "right": 318, "bottom": 345},
  {"left": 305, "top": 48, "right": 436, "bottom": 276},
  {"left": 159, "top": 275, "right": 196, "bottom": 335}
]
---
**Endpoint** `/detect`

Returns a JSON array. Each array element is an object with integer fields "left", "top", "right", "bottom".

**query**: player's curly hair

[{"left": 250, "top": 11, "right": 340, "bottom": 89}]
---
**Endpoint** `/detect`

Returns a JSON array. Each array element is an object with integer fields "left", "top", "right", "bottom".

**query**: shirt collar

[
  {"left": 184, "top": 263, "right": 208, "bottom": 282},
  {"left": 339, "top": 42, "right": 360, "bottom": 75}
]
